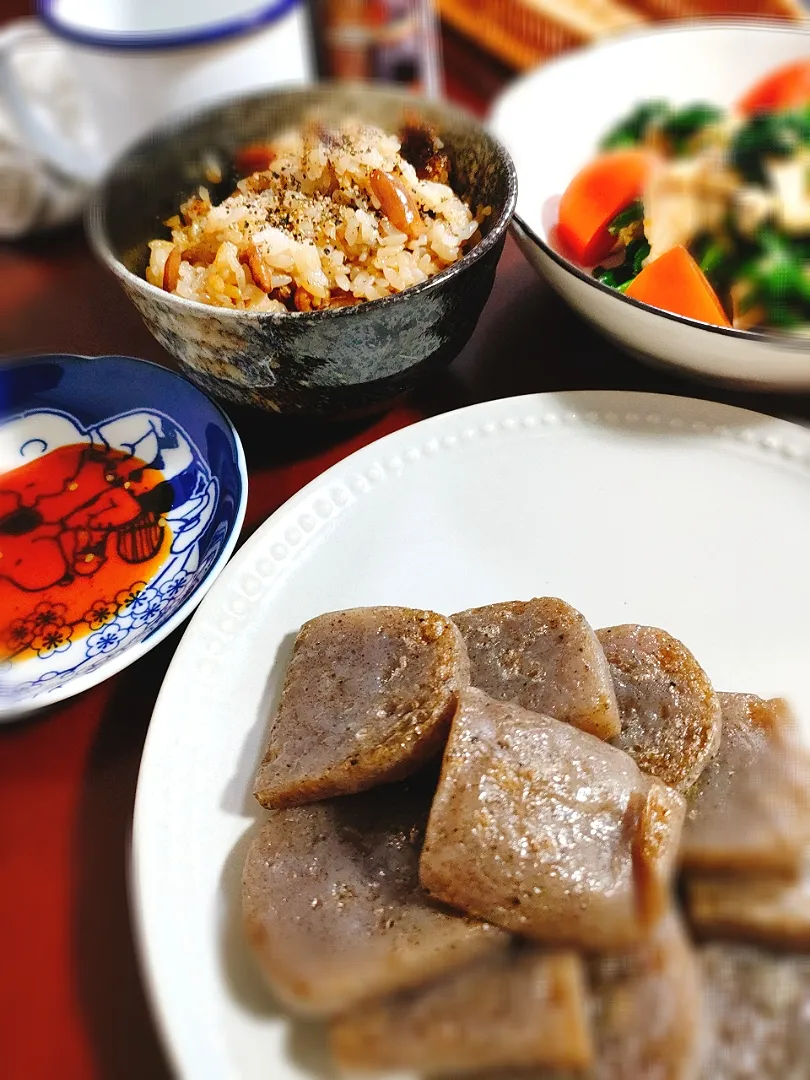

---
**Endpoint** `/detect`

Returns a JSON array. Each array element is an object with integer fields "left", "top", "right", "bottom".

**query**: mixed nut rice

[{"left": 146, "top": 118, "right": 487, "bottom": 313}]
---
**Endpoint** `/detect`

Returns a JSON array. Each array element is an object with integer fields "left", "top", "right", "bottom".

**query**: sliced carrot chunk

[
  {"left": 738, "top": 59, "right": 810, "bottom": 116},
  {"left": 557, "top": 150, "right": 651, "bottom": 267},
  {"left": 624, "top": 245, "right": 731, "bottom": 328},
  {"left": 234, "top": 143, "right": 277, "bottom": 175}
]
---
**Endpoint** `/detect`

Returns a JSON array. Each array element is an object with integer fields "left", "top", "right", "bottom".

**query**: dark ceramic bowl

[{"left": 87, "top": 84, "right": 517, "bottom": 417}]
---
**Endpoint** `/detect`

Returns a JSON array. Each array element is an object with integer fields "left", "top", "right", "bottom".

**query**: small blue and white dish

[{"left": 0, "top": 354, "right": 247, "bottom": 719}]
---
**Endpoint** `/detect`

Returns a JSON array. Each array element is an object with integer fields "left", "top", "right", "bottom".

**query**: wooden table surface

[{"left": 2, "top": 7, "right": 810, "bottom": 1080}]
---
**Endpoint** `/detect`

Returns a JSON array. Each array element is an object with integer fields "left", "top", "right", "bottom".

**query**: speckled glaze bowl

[{"left": 87, "top": 84, "right": 517, "bottom": 417}]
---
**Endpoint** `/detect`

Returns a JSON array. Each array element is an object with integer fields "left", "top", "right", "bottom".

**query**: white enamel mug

[{"left": 0, "top": 0, "right": 312, "bottom": 183}]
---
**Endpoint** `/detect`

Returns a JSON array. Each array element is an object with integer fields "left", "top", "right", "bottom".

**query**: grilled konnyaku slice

[
  {"left": 453, "top": 597, "right": 621, "bottom": 740},
  {"left": 253, "top": 606, "right": 469, "bottom": 810},
  {"left": 420, "top": 688, "right": 685, "bottom": 951},
  {"left": 242, "top": 776, "right": 506, "bottom": 1017},
  {"left": 597, "top": 624, "right": 722, "bottom": 791},
  {"left": 330, "top": 944, "right": 593, "bottom": 1076},
  {"left": 682, "top": 692, "right": 810, "bottom": 877}
]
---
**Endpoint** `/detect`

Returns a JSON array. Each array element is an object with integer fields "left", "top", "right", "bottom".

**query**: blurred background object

[
  {"left": 1, "top": 0, "right": 808, "bottom": 242},
  {"left": 438, "top": 0, "right": 643, "bottom": 71},
  {"left": 306, "top": 0, "right": 443, "bottom": 95},
  {"left": 0, "top": 19, "right": 93, "bottom": 237},
  {"left": 0, "top": 1, "right": 311, "bottom": 235},
  {"left": 436, "top": 0, "right": 808, "bottom": 72}
]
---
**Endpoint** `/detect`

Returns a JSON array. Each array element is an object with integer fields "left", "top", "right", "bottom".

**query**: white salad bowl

[{"left": 491, "top": 19, "right": 810, "bottom": 392}]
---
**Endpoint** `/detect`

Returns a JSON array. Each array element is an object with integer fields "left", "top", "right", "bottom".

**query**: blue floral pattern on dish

[{"left": 1, "top": 393, "right": 240, "bottom": 708}]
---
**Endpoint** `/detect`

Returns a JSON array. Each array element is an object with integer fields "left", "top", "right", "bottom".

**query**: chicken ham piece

[
  {"left": 681, "top": 693, "right": 810, "bottom": 877},
  {"left": 330, "top": 945, "right": 593, "bottom": 1076},
  {"left": 453, "top": 598, "right": 621, "bottom": 741},
  {"left": 640, "top": 148, "right": 737, "bottom": 267},
  {"left": 597, "top": 625, "right": 722, "bottom": 791},
  {"left": 252, "top": 607, "right": 469, "bottom": 810},
  {"left": 419, "top": 688, "right": 685, "bottom": 950},
  {"left": 242, "top": 777, "right": 507, "bottom": 1017}
]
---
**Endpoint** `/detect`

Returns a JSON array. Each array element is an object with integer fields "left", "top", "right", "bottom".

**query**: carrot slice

[
  {"left": 738, "top": 59, "right": 810, "bottom": 116},
  {"left": 234, "top": 143, "right": 277, "bottom": 175},
  {"left": 557, "top": 150, "right": 651, "bottom": 267},
  {"left": 624, "top": 245, "right": 731, "bottom": 328}
]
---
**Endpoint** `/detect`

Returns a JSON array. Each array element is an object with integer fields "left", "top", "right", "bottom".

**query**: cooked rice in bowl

[{"left": 146, "top": 119, "right": 488, "bottom": 313}]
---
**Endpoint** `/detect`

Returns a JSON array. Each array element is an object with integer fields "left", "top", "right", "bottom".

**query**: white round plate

[
  {"left": 133, "top": 390, "right": 810, "bottom": 1080},
  {"left": 490, "top": 21, "right": 810, "bottom": 392}
]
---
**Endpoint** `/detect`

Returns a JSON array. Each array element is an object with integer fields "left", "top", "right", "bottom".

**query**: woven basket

[
  {"left": 438, "top": 0, "right": 585, "bottom": 69},
  {"left": 438, "top": 0, "right": 806, "bottom": 71}
]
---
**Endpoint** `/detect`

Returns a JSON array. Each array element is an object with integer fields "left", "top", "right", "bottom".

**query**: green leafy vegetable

[
  {"left": 735, "top": 227, "right": 810, "bottom": 327},
  {"left": 730, "top": 107, "right": 810, "bottom": 185},
  {"left": 658, "top": 104, "right": 723, "bottom": 155},
  {"left": 600, "top": 100, "right": 722, "bottom": 156},
  {"left": 632, "top": 241, "right": 650, "bottom": 274},
  {"left": 595, "top": 238, "right": 651, "bottom": 290},
  {"left": 689, "top": 227, "right": 810, "bottom": 329},
  {"left": 594, "top": 202, "right": 649, "bottom": 291},
  {"left": 691, "top": 233, "right": 746, "bottom": 294},
  {"left": 600, "top": 101, "right": 670, "bottom": 150}
]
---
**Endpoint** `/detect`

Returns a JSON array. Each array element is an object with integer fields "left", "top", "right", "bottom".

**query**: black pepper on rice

[{"left": 147, "top": 119, "right": 487, "bottom": 313}]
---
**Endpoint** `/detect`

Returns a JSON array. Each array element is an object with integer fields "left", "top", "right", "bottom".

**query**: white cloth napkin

[{"left": 0, "top": 21, "right": 96, "bottom": 240}]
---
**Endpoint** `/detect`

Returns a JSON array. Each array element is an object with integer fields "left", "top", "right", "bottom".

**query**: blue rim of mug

[{"left": 36, "top": 0, "right": 301, "bottom": 52}]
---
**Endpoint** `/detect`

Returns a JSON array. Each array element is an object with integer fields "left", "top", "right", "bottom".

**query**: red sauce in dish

[{"left": 0, "top": 442, "right": 173, "bottom": 664}]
